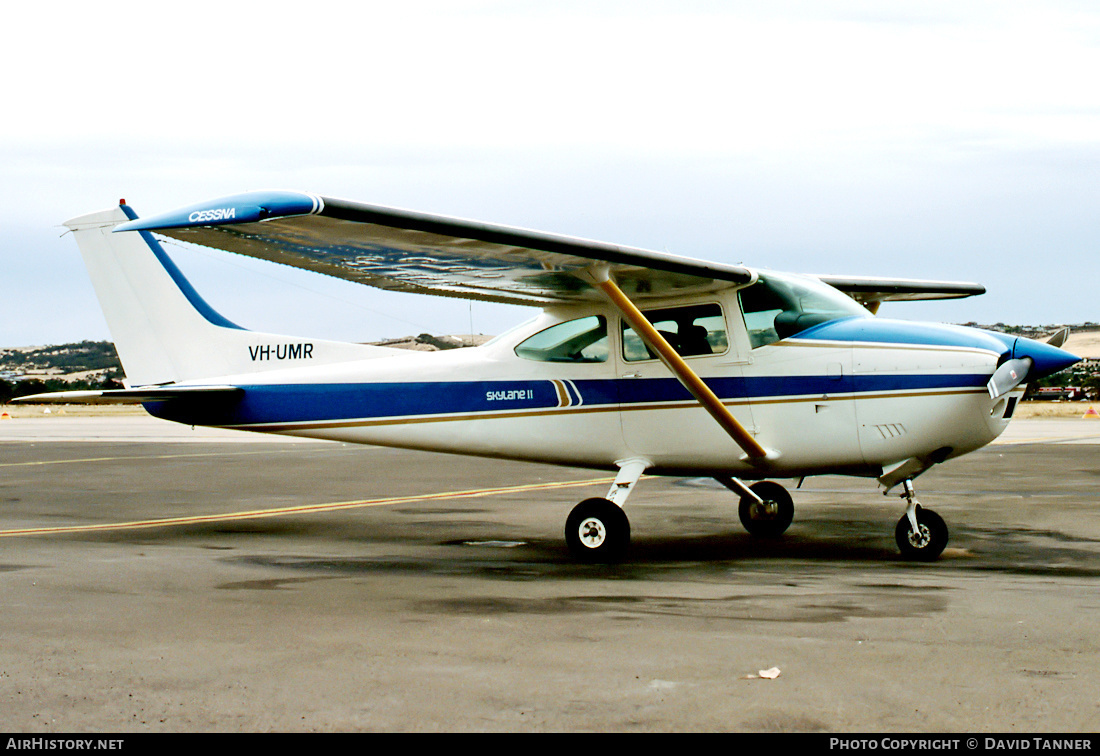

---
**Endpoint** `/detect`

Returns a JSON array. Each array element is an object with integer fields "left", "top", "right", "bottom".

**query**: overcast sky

[{"left": 3, "top": 1, "right": 1098, "bottom": 348}]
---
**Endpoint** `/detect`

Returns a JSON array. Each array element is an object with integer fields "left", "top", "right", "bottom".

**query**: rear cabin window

[
  {"left": 514, "top": 316, "right": 608, "bottom": 362},
  {"left": 621, "top": 303, "right": 728, "bottom": 362}
]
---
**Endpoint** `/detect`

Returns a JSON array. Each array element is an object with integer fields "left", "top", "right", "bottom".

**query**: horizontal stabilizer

[{"left": 13, "top": 385, "right": 243, "bottom": 405}]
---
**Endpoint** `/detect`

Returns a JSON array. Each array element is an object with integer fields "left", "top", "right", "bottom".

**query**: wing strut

[{"left": 585, "top": 266, "right": 770, "bottom": 461}]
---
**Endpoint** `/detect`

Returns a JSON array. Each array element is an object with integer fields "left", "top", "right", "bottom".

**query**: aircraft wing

[
  {"left": 815, "top": 275, "right": 986, "bottom": 310},
  {"left": 114, "top": 191, "right": 753, "bottom": 306}
]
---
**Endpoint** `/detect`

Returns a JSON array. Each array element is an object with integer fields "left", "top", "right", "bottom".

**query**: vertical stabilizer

[{"left": 65, "top": 204, "right": 390, "bottom": 386}]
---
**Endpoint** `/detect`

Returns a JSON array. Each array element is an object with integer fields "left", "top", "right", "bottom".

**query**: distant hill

[
  {"left": 1062, "top": 331, "right": 1100, "bottom": 360},
  {"left": 0, "top": 340, "right": 122, "bottom": 378},
  {"left": 0, "top": 341, "right": 124, "bottom": 402}
]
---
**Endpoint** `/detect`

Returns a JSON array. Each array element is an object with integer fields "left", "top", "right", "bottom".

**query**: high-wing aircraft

[{"left": 21, "top": 191, "right": 1081, "bottom": 562}]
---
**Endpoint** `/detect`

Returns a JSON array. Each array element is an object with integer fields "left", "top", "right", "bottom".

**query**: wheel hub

[
  {"left": 749, "top": 500, "right": 778, "bottom": 520},
  {"left": 578, "top": 517, "right": 607, "bottom": 548},
  {"left": 906, "top": 523, "right": 931, "bottom": 549}
]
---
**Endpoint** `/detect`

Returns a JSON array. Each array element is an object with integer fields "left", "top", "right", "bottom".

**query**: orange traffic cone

[{"left": 1084, "top": 406, "right": 1099, "bottom": 420}]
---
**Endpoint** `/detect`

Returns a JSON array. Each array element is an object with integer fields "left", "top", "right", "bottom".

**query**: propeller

[
  {"left": 987, "top": 357, "right": 1033, "bottom": 400},
  {"left": 1045, "top": 327, "right": 1070, "bottom": 348}
]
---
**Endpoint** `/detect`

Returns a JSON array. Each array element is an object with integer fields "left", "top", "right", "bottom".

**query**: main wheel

[
  {"left": 565, "top": 498, "right": 630, "bottom": 562},
  {"left": 895, "top": 506, "right": 948, "bottom": 561},
  {"left": 738, "top": 481, "right": 794, "bottom": 537}
]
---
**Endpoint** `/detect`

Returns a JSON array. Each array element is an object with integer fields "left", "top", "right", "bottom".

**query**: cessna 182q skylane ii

[{"left": 23, "top": 191, "right": 1080, "bottom": 562}]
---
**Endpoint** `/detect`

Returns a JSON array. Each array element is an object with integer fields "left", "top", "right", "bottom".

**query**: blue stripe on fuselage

[
  {"left": 144, "top": 372, "right": 989, "bottom": 428},
  {"left": 616, "top": 373, "right": 987, "bottom": 406}
]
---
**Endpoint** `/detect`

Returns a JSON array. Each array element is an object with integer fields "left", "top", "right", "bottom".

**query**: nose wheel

[{"left": 894, "top": 481, "right": 948, "bottom": 561}]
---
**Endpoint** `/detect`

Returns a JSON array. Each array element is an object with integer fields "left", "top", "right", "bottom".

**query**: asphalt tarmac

[{"left": 1, "top": 414, "right": 1098, "bottom": 732}]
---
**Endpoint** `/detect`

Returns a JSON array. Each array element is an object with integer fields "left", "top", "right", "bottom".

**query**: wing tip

[{"left": 113, "top": 190, "right": 322, "bottom": 233}]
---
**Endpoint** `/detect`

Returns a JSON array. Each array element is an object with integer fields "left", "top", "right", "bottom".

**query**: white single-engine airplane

[{"left": 22, "top": 191, "right": 1081, "bottom": 562}]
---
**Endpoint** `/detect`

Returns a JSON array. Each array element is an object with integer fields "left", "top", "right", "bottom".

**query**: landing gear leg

[
  {"left": 717, "top": 476, "right": 794, "bottom": 538},
  {"left": 565, "top": 458, "right": 647, "bottom": 562},
  {"left": 894, "top": 479, "right": 948, "bottom": 561}
]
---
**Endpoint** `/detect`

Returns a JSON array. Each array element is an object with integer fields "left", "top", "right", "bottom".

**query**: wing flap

[{"left": 114, "top": 191, "right": 753, "bottom": 305}]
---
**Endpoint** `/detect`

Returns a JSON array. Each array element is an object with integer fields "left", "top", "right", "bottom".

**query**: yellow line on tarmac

[
  {"left": 0, "top": 448, "right": 310, "bottom": 469},
  {"left": 0, "top": 476, "right": 615, "bottom": 538},
  {"left": 992, "top": 435, "right": 1100, "bottom": 445}
]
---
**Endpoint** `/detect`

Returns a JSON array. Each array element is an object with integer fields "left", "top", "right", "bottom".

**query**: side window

[
  {"left": 739, "top": 273, "right": 869, "bottom": 348},
  {"left": 739, "top": 280, "right": 786, "bottom": 349},
  {"left": 621, "top": 303, "right": 728, "bottom": 362},
  {"left": 514, "top": 316, "right": 608, "bottom": 363}
]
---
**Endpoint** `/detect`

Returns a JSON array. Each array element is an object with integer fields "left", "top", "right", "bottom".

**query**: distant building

[{"left": 1034, "top": 386, "right": 1086, "bottom": 401}]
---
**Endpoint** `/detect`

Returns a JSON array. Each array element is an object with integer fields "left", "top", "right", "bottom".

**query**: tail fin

[{"left": 66, "top": 203, "right": 390, "bottom": 386}]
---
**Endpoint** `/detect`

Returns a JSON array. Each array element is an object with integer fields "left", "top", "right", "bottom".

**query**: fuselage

[{"left": 143, "top": 273, "right": 1066, "bottom": 482}]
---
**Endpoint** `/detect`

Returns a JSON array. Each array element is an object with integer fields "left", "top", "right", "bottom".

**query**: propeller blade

[
  {"left": 1045, "top": 327, "right": 1070, "bottom": 348},
  {"left": 987, "top": 357, "right": 1033, "bottom": 399}
]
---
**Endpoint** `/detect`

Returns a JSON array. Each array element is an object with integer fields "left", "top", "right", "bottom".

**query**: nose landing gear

[{"left": 894, "top": 479, "right": 948, "bottom": 561}]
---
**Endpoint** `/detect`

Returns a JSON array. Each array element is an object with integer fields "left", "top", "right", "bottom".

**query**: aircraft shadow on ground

[{"left": 68, "top": 504, "right": 1100, "bottom": 580}]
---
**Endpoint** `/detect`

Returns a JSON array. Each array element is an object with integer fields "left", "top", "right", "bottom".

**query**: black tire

[
  {"left": 738, "top": 481, "right": 794, "bottom": 537},
  {"left": 895, "top": 506, "right": 948, "bottom": 561},
  {"left": 565, "top": 498, "right": 630, "bottom": 562}
]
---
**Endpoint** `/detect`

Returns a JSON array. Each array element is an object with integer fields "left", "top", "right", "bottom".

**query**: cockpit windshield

[{"left": 739, "top": 272, "right": 870, "bottom": 348}]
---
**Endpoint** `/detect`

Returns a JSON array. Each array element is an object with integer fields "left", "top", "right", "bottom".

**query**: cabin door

[{"left": 616, "top": 299, "right": 756, "bottom": 469}]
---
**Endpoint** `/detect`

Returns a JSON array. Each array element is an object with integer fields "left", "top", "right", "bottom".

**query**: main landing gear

[
  {"left": 717, "top": 477, "right": 794, "bottom": 538},
  {"left": 563, "top": 463, "right": 801, "bottom": 562},
  {"left": 565, "top": 459, "right": 646, "bottom": 562},
  {"left": 564, "top": 473, "right": 797, "bottom": 561},
  {"left": 893, "top": 479, "right": 949, "bottom": 561},
  {"left": 565, "top": 497, "right": 631, "bottom": 562}
]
